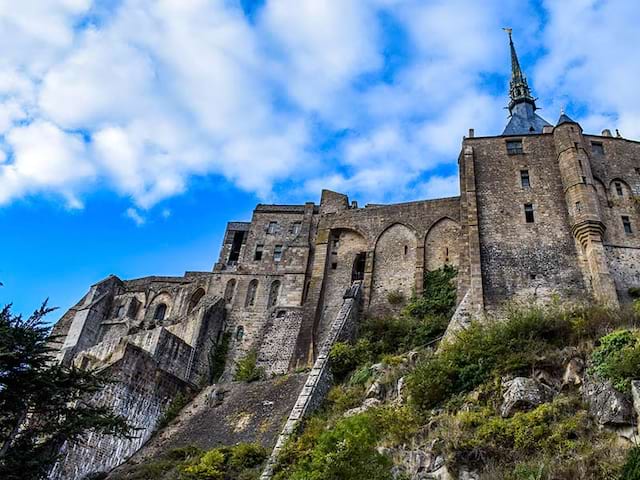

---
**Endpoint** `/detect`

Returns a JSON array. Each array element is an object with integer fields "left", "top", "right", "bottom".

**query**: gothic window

[
  {"left": 153, "top": 303, "right": 167, "bottom": 321},
  {"left": 524, "top": 203, "right": 535, "bottom": 223},
  {"left": 267, "top": 221, "right": 278, "bottom": 234},
  {"left": 290, "top": 221, "right": 302, "bottom": 235},
  {"left": 254, "top": 244, "right": 264, "bottom": 261},
  {"left": 224, "top": 279, "right": 236, "bottom": 304},
  {"left": 188, "top": 288, "right": 206, "bottom": 313},
  {"left": 506, "top": 139, "right": 523, "bottom": 155},
  {"left": 591, "top": 142, "right": 604, "bottom": 155},
  {"left": 273, "top": 245, "right": 283, "bottom": 262},
  {"left": 268, "top": 280, "right": 281, "bottom": 308},
  {"left": 520, "top": 169, "right": 530, "bottom": 188},
  {"left": 245, "top": 280, "right": 258, "bottom": 307},
  {"left": 623, "top": 216, "right": 633, "bottom": 234},
  {"left": 615, "top": 182, "right": 624, "bottom": 196}
]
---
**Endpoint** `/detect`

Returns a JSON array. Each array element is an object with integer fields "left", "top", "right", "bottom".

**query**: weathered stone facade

[{"left": 48, "top": 34, "right": 640, "bottom": 479}]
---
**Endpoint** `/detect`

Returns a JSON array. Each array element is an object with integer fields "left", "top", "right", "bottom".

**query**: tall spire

[
  {"left": 501, "top": 29, "right": 550, "bottom": 135},
  {"left": 504, "top": 28, "right": 535, "bottom": 112}
]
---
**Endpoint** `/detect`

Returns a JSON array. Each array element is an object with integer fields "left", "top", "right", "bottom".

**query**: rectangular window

[
  {"left": 254, "top": 244, "right": 263, "bottom": 261},
  {"left": 506, "top": 140, "right": 523, "bottom": 155},
  {"left": 623, "top": 216, "right": 633, "bottom": 234},
  {"left": 635, "top": 168, "right": 640, "bottom": 176},
  {"left": 591, "top": 142, "right": 604, "bottom": 155},
  {"left": 520, "top": 169, "right": 530, "bottom": 188},
  {"left": 267, "top": 221, "right": 278, "bottom": 234},
  {"left": 524, "top": 203, "right": 535, "bottom": 223},
  {"left": 290, "top": 221, "right": 302, "bottom": 235},
  {"left": 615, "top": 182, "right": 624, "bottom": 196},
  {"left": 273, "top": 244, "right": 283, "bottom": 262}
]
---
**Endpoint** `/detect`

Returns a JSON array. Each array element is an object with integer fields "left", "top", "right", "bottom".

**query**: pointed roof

[
  {"left": 556, "top": 110, "right": 576, "bottom": 126},
  {"left": 501, "top": 29, "right": 551, "bottom": 135}
]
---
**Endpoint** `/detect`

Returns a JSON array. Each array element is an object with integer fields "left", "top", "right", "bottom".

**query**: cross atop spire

[{"left": 504, "top": 28, "right": 535, "bottom": 112}]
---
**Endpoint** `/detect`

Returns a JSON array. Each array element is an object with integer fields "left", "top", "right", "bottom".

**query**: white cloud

[
  {"left": 125, "top": 207, "right": 145, "bottom": 226},
  {"left": 0, "top": 0, "right": 634, "bottom": 210}
]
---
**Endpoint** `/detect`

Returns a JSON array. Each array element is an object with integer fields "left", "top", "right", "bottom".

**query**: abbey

[{"left": 49, "top": 34, "right": 640, "bottom": 479}]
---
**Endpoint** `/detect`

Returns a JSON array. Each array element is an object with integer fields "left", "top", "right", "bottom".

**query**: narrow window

[
  {"left": 615, "top": 182, "right": 624, "bottom": 196},
  {"left": 591, "top": 142, "right": 604, "bottom": 155},
  {"left": 524, "top": 203, "right": 535, "bottom": 223},
  {"left": 245, "top": 280, "right": 258, "bottom": 307},
  {"left": 445, "top": 247, "right": 449, "bottom": 263},
  {"left": 506, "top": 140, "right": 523, "bottom": 155},
  {"left": 623, "top": 216, "right": 633, "bottom": 234},
  {"left": 520, "top": 169, "right": 530, "bottom": 188},
  {"left": 116, "top": 304, "right": 125, "bottom": 318},
  {"left": 224, "top": 279, "right": 236, "bottom": 304},
  {"left": 578, "top": 159, "right": 583, "bottom": 171},
  {"left": 290, "top": 221, "right": 302, "bottom": 235},
  {"left": 254, "top": 244, "right": 264, "bottom": 261},
  {"left": 268, "top": 280, "right": 281, "bottom": 308},
  {"left": 575, "top": 201, "right": 581, "bottom": 213},
  {"left": 331, "top": 262, "right": 338, "bottom": 270},
  {"left": 582, "top": 176, "right": 587, "bottom": 184},
  {"left": 267, "top": 221, "right": 278, "bottom": 234},
  {"left": 273, "top": 244, "right": 283, "bottom": 262},
  {"left": 403, "top": 245, "right": 408, "bottom": 255},
  {"left": 153, "top": 303, "right": 167, "bottom": 321},
  {"left": 236, "top": 325, "right": 244, "bottom": 341}
]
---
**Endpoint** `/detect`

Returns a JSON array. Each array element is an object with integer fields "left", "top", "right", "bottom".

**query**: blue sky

[{"left": 2, "top": 0, "right": 640, "bottom": 317}]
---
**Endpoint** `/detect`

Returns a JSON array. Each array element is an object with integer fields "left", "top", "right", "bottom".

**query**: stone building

[{"left": 49, "top": 33, "right": 640, "bottom": 479}]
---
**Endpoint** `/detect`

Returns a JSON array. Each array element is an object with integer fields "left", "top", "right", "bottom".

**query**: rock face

[
  {"left": 562, "top": 357, "right": 584, "bottom": 387},
  {"left": 500, "top": 377, "right": 553, "bottom": 417},
  {"left": 582, "top": 376, "right": 634, "bottom": 426}
]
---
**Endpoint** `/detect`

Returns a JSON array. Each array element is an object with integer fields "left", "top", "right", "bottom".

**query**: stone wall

[{"left": 49, "top": 344, "right": 189, "bottom": 480}]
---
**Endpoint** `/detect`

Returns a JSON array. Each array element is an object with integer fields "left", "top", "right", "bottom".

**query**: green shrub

[
  {"left": 629, "top": 287, "right": 640, "bottom": 299},
  {"left": 404, "top": 265, "right": 457, "bottom": 318},
  {"left": 622, "top": 447, "right": 640, "bottom": 479},
  {"left": 209, "top": 331, "right": 231, "bottom": 383},
  {"left": 387, "top": 290, "right": 405, "bottom": 305},
  {"left": 234, "top": 350, "right": 265, "bottom": 382},
  {"left": 328, "top": 340, "right": 371, "bottom": 381},
  {"left": 275, "top": 413, "right": 391, "bottom": 480},
  {"left": 591, "top": 330, "right": 640, "bottom": 391},
  {"left": 325, "top": 385, "right": 365, "bottom": 414},
  {"left": 182, "top": 449, "right": 225, "bottom": 479},
  {"left": 157, "top": 391, "right": 192, "bottom": 429},
  {"left": 229, "top": 443, "right": 268, "bottom": 470},
  {"left": 407, "top": 307, "right": 572, "bottom": 411}
]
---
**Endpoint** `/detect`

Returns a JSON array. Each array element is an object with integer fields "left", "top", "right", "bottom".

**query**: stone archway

[{"left": 424, "top": 217, "right": 461, "bottom": 271}]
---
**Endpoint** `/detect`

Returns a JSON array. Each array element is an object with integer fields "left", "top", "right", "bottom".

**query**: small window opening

[
  {"left": 227, "top": 230, "right": 246, "bottom": 264},
  {"left": 236, "top": 325, "right": 244, "bottom": 341},
  {"left": 224, "top": 279, "right": 236, "bottom": 304},
  {"left": 276, "top": 310, "right": 286, "bottom": 318},
  {"left": 245, "top": 280, "right": 258, "bottom": 307},
  {"left": 403, "top": 245, "right": 408, "bottom": 255},
  {"left": 267, "top": 221, "right": 278, "bottom": 234},
  {"left": 506, "top": 139, "right": 523, "bottom": 155},
  {"left": 331, "top": 262, "right": 338, "bottom": 270},
  {"left": 153, "top": 303, "right": 167, "bottom": 321},
  {"left": 635, "top": 168, "right": 640, "bottom": 176},
  {"left": 592, "top": 142, "right": 604, "bottom": 155},
  {"left": 582, "top": 176, "right": 587, "bottom": 184},
  {"left": 615, "top": 182, "right": 624, "bottom": 196},
  {"left": 254, "top": 244, "right": 264, "bottom": 261},
  {"left": 530, "top": 273, "right": 537, "bottom": 280},
  {"left": 524, "top": 203, "right": 535, "bottom": 223},
  {"left": 520, "top": 169, "right": 530, "bottom": 188},
  {"left": 578, "top": 159, "right": 583, "bottom": 171},
  {"left": 445, "top": 247, "right": 449, "bottom": 263},
  {"left": 268, "top": 280, "right": 281, "bottom": 308},
  {"left": 273, "top": 244, "right": 283, "bottom": 262},
  {"left": 290, "top": 221, "right": 302, "bottom": 235},
  {"left": 575, "top": 201, "right": 581, "bottom": 213},
  {"left": 623, "top": 216, "right": 633, "bottom": 234},
  {"left": 352, "top": 252, "right": 366, "bottom": 282}
]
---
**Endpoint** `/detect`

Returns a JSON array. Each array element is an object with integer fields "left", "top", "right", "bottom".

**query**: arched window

[
  {"left": 188, "top": 288, "right": 206, "bottom": 313},
  {"left": 153, "top": 303, "right": 167, "bottom": 321},
  {"left": 245, "top": 280, "right": 258, "bottom": 307},
  {"left": 236, "top": 325, "right": 244, "bottom": 341},
  {"left": 224, "top": 279, "right": 236, "bottom": 305},
  {"left": 268, "top": 280, "right": 281, "bottom": 308}
]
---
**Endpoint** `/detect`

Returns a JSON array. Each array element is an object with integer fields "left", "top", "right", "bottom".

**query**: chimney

[
  {"left": 602, "top": 129, "right": 612, "bottom": 137},
  {"left": 542, "top": 126, "right": 553, "bottom": 134},
  {"left": 468, "top": 128, "right": 475, "bottom": 138}
]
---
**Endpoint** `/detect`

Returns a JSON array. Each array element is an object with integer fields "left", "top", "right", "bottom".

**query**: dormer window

[{"left": 506, "top": 140, "right": 523, "bottom": 155}]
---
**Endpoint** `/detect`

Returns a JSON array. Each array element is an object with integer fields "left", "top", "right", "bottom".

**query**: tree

[{"left": 0, "top": 302, "right": 131, "bottom": 480}]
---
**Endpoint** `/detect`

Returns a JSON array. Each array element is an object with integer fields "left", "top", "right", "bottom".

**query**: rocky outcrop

[
  {"left": 500, "top": 377, "right": 553, "bottom": 417},
  {"left": 582, "top": 376, "right": 634, "bottom": 426}
]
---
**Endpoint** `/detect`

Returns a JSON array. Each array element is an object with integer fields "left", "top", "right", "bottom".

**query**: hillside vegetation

[{"left": 272, "top": 267, "right": 640, "bottom": 480}]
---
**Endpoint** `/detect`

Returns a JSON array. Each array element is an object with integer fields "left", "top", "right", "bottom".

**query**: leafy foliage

[
  {"left": 0, "top": 303, "right": 131, "bottom": 480},
  {"left": 622, "top": 447, "right": 640, "bottom": 480},
  {"left": 590, "top": 329, "right": 640, "bottom": 392},
  {"left": 156, "top": 391, "right": 192, "bottom": 430},
  {"left": 233, "top": 350, "right": 265, "bottom": 382},
  {"left": 209, "top": 331, "right": 231, "bottom": 384},
  {"left": 404, "top": 264, "right": 458, "bottom": 319}
]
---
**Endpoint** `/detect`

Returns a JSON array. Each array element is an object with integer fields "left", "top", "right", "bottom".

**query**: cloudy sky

[{"left": 1, "top": 0, "right": 639, "bottom": 315}]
